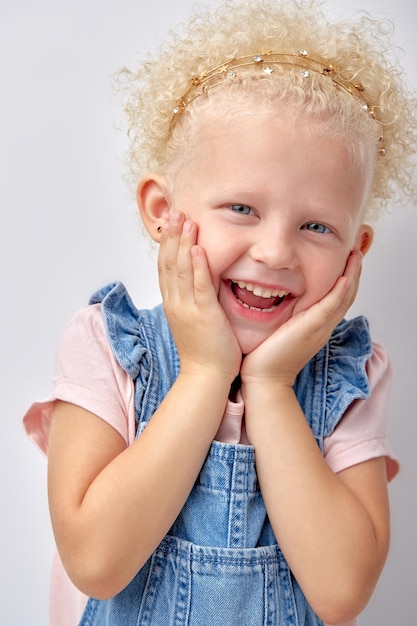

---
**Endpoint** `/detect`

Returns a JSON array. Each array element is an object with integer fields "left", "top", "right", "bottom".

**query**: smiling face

[{"left": 142, "top": 107, "right": 374, "bottom": 354}]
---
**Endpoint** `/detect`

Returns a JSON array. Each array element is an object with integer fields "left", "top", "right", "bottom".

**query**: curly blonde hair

[{"left": 115, "top": 0, "right": 417, "bottom": 222}]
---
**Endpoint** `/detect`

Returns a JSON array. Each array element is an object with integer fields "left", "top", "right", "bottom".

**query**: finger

[
  {"left": 157, "top": 211, "right": 186, "bottom": 299},
  {"left": 343, "top": 249, "right": 363, "bottom": 285},
  {"left": 190, "top": 244, "right": 220, "bottom": 307},
  {"left": 331, "top": 250, "right": 363, "bottom": 313},
  {"left": 162, "top": 211, "right": 185, "bottom": 269},
  {"left": 175, "top": 220, "right": 199, "bottom": 300}
]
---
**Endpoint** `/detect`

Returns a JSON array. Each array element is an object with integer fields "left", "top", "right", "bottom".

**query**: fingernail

[
  {"left": 170, "top": 211, "right": 182, "bottom": 223},
  {"left": 183, "top": 220, "right": 193, "bottom": 233}
]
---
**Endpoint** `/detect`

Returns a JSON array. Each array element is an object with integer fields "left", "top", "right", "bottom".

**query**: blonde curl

[{"left": 114, "top": 0, "right": 417, "bottom": 223}]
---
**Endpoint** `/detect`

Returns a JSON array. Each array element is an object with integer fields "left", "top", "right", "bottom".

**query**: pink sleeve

[
  {"left": 23, "top": 304, "right": 136, "bottom": 454},
  {"left": 23, "top": 305, "right": 137, "bottom": 625},
  {"left": 323, "top": 343, "right": 399, "bottom": 481}
]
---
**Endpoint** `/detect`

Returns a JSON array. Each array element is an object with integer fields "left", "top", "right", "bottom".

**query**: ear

[
  {"left": 355, "top": 224, "right": 374, "bottom": 257},
  {"left": 137, "top": 173, "right": 171, "bottom": 242}
]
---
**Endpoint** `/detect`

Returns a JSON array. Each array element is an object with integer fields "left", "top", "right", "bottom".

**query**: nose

[{"left": 249, "top": 224, "right": 299, "bottom": 270}]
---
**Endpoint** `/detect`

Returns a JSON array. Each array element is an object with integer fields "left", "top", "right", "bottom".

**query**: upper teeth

[{"left": 235, "top": 281, "right": 288, "bottom": 299}]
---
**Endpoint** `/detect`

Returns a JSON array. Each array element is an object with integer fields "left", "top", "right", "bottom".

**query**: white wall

[{"left": 1, "top": 0, "right": 416, "bottom": 623}]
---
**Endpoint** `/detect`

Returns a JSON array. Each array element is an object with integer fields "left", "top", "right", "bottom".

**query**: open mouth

[{"left": 230, "top": 280, "right": 289, "bottom": 312}]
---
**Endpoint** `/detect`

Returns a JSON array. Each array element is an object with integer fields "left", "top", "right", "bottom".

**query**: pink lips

[{"left": 231, "top": 282, "right": 284, "bottom": 310}]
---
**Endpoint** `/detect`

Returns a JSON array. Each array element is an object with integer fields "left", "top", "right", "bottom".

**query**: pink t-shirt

[{"left": 23, "top": 304, "right": 398, "bottom": 626}]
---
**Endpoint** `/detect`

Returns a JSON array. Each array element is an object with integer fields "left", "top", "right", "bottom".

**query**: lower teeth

[{"left": 237, "top": 297, "right": 279, "bottom": 313}]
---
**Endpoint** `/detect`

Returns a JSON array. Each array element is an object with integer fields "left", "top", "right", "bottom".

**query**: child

[{"left": 24, "top": 0, "right": 417, "bottom": 624}]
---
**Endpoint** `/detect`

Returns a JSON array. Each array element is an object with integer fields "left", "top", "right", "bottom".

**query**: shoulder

[
  {"left": 367, "top": 342, "right": 392, "bottom": 387},
  {"left": 60, "top": 302, "right": 107, "bottom": 343},
  {"left": 53, "top": 302, "right": 136, "bottom": 446},
  {"left": 326, "top": 316, "right": 373, "bottom": 416},
  {"left": 89, "top": 282, "right": 170, "bottom": 379},
  {"left": 54, "top": 303, "right": 113, "bottom": 374},
  {"left": 328, "top": 316, "right": 372, "bottom": 359},
  {"left": 324, "top": 340, "right": 398, "bottom": 480}
]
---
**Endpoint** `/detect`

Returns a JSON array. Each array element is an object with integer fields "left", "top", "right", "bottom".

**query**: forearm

[
  {"left": 52, "top": 210, "right": 244, "bottom": 598},
  {"left": 49, "top": 370, "right": 231, "bottom": 599},
  {"left": 243, "top": 383, "right": 389, "bottom": 623}
]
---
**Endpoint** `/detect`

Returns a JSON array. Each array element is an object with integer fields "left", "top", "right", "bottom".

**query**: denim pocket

[{"left": 135, "top": 535, "right": 300, "bottom": 626}]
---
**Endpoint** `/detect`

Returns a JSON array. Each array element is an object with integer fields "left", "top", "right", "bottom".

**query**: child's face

[{"left": 166, "top": 109, "right": 373, "bottom": 354}]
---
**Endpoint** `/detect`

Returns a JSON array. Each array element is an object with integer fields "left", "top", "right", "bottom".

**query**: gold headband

[{"left": 171, "top": 50, "right": 386, "bottom": 155}]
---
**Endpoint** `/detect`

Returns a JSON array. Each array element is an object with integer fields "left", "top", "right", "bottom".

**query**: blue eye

[
  {"left": 303, "top": 222, "right": 331, "bottom": 234},
  {"left": 230, "top": 204, "right": 253, "bottom": 215}
]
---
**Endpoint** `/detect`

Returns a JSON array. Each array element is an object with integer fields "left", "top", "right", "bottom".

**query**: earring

[{"left": 156, "top": 225, "right": 163, "bottom": 233}]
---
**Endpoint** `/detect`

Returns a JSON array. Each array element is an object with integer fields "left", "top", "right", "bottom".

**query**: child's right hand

[
  {"left": 158, "top": 211, "right": 242, "bottom": 384},
  {"left": 48, "top": 213, "right": 243, "bottom": 601}
]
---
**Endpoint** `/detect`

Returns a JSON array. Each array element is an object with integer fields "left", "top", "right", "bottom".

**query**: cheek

[
  {"left": 195, "top": 227, "right": 233, "bottom": 272},
  {"left": 306, "top": 253, "right": 349, "bottom": 300}
]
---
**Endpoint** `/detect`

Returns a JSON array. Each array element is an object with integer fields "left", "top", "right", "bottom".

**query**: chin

[{"left": 236, "top": 330, "right": 268, "bottom": 356}]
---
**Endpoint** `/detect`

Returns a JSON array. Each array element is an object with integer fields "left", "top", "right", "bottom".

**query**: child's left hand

[
  {"left": 239, "top": 249, "right": 389, "bottom": 623},
  {"left": 241, "top": 250, "right": 363, "bottom": 388}
]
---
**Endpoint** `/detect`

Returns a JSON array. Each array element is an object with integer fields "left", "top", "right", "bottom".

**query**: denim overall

[{"left": 79, "top": 282, "right": 372, "bottom": 626}]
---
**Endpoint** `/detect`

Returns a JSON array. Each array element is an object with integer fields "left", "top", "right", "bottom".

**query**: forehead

[
  {"left": 171, "top": 94, "right": 373, "bottom": 170},
  {"left": 167, "top": 108, "right": 369, "bottom": 225},
  {"left": 190, "top": 106, "right": 366, "bottom": 174}
]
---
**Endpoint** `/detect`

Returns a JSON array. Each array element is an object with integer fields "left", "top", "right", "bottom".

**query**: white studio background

[{"left": 1, "top": 0, "right": 416, "bottom": 624}]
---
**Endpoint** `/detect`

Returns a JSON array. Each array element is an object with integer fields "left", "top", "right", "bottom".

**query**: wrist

[
  {"left": 241, "top": 378, "right": 296, "bottom": 405},
  {"left": 178, "top": 364, "right": 236, "bottom": 391},
  {"left": 241, "top": 360, "right": 298, "bottom": 390}
]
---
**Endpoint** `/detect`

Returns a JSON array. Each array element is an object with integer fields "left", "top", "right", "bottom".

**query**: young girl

[{"left": 24, "top": 0, "right": 417, "bottom": 624}]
